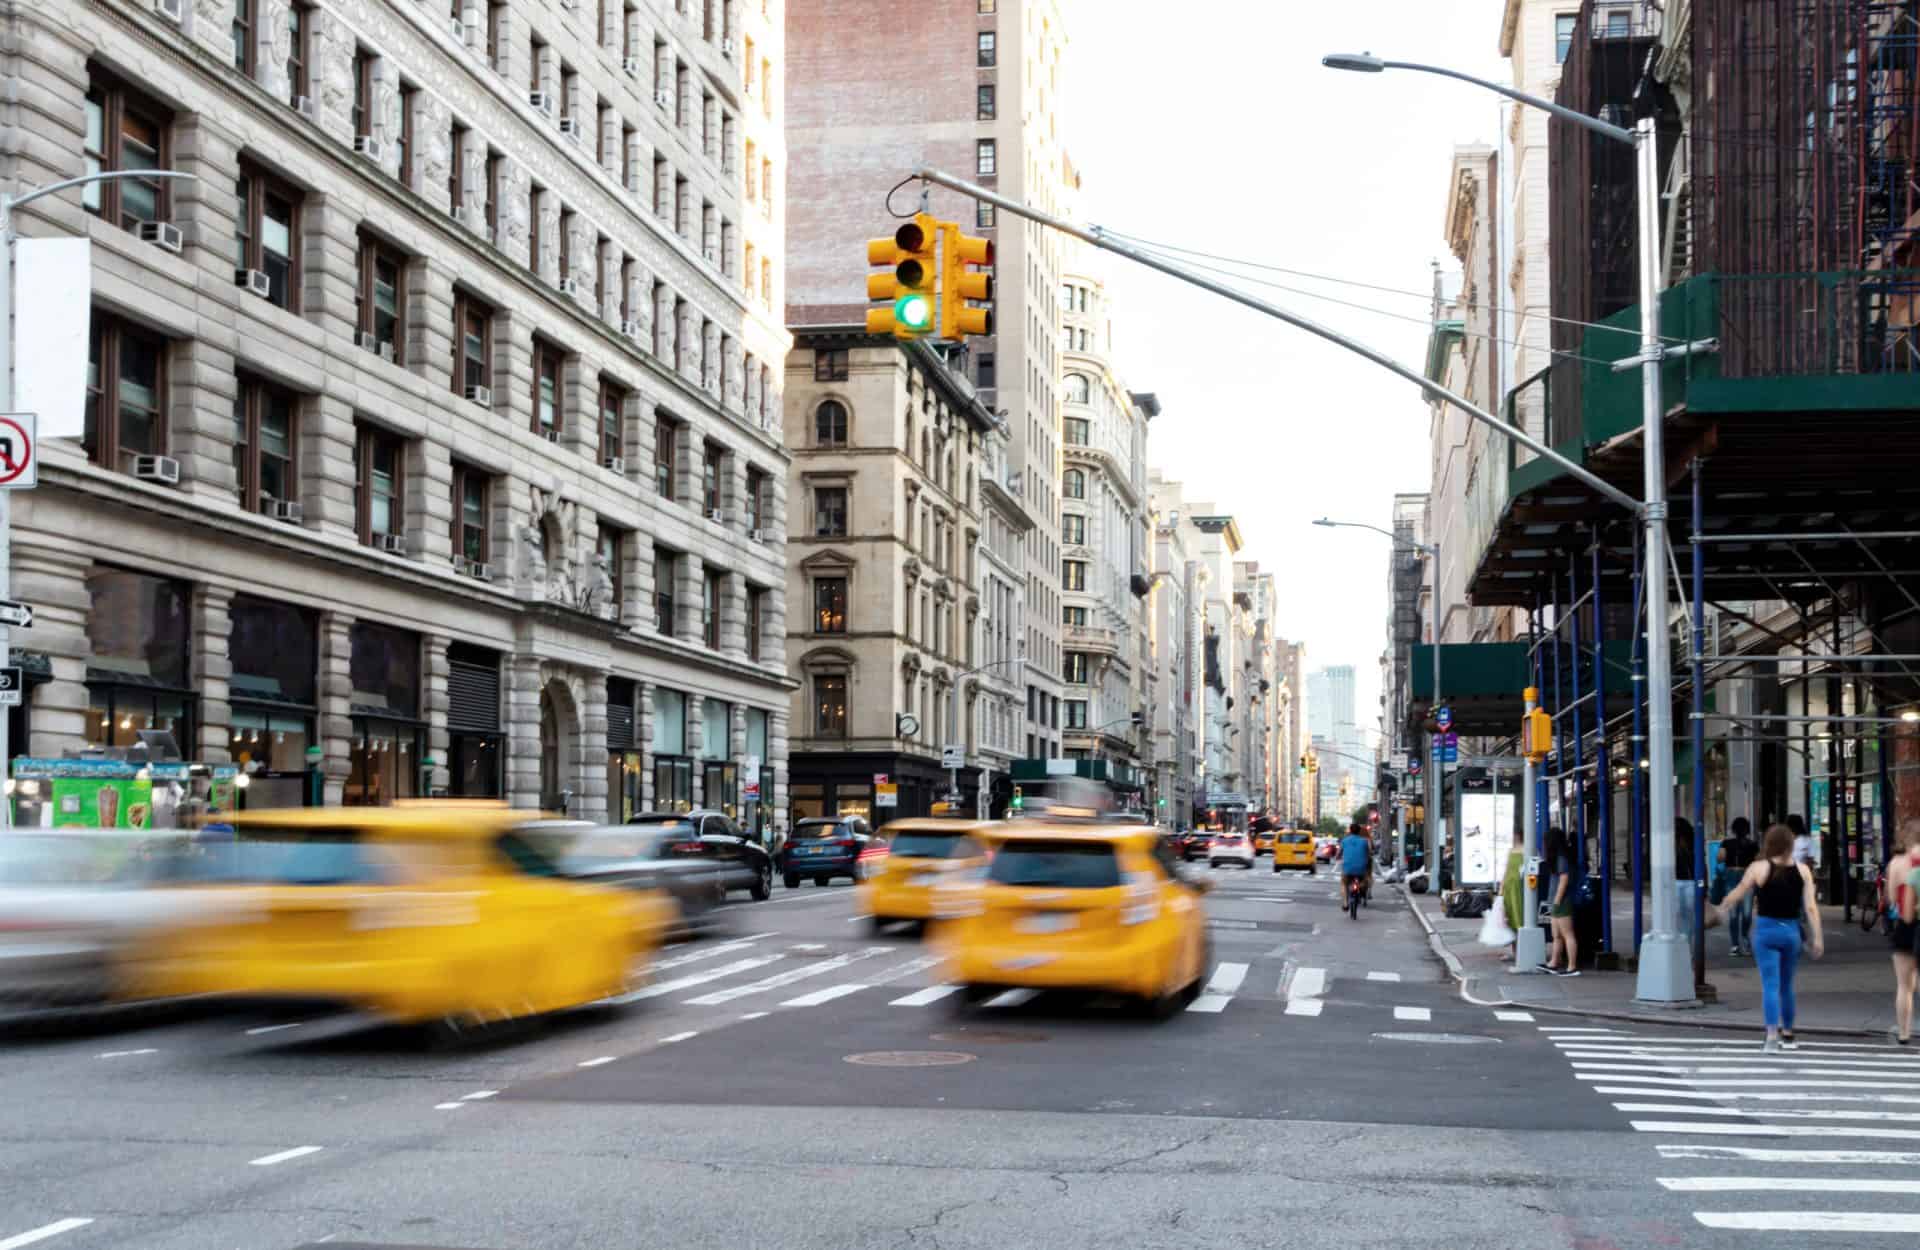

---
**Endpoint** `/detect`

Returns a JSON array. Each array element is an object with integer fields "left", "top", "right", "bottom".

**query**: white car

[{"left": 1208, "top": 832, "right": 1255, "bottom": 870}]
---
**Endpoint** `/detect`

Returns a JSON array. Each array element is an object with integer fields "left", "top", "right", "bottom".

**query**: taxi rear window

[
  {"left": 987, "top": 840, "right": 1121, "bottom": 889},
  {"left": 1282, "top": 833, "right": 1311, "bottom": 844},
  {"left": 890, "top": 833, "right": 968, "bottom": 859}
]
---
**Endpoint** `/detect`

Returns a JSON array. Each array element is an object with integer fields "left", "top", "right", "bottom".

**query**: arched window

[
  {"left": 1063, "top": 468, "right": 1086, "bottom": 499},
  {"left": 1064, "top": 373, "right": 1090, "bottom": 404},
  {"left": 815, "top": 399, "right": 848, "bottom": 447}
]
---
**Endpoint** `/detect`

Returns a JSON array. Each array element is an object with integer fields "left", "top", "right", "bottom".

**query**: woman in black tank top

[{"left": 1714, "top": 824, "right": 1825, "bottom": 1051}]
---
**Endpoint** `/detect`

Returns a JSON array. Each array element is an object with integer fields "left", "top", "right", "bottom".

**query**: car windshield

[
  {"left": 557, "top": 828, "right": 675, "bottom": 868},
  {"left": 1282, "top": 833, "right": 1311, "bottom": 844},
  {"left": 987, "top": 840, "right": 1121, "bottom": 889},
  {"left": 890, "top": 832, "right": 967, "bottom": 859},
  {"left": 793, "top": 822, "right": 849, "bottom": 842}
]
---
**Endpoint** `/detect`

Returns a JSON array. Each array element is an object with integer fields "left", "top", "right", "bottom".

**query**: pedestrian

[
  {"left": 1540, "top": 825, "right": 1579, "bottom": 977},
  {"left": 1675, "top": 816, "right": 1697, "bottom": 881},
  {"left": 1714, "top": 823, "right": 1825, "bottom": 1051},
  {"left": 1890, "top": 817, "right": 1920, "bottom": 1044},
  {"left": 1720, "top": 817, "right": 1758, "bottom": 956},
  {"left": 1499, "top": 824, "right": 1526, "bottom": 959}
]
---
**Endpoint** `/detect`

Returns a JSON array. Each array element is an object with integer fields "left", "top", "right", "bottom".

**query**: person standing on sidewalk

[
  {"left": 1541, "top": 825, "right": 1579, "bottom": 977},
  {"left": 1499, "top": 824, "right": 1526, "bottom": 960},
  {"left": 1889, "top": 817, "right": 1920, "bottom": 1044},
  {"left": 1714, "top": 824, "right": 1825, "bottom": 1051},
  {"left": 1719, "top": 817, "right": 1758, "bottom": 956}
]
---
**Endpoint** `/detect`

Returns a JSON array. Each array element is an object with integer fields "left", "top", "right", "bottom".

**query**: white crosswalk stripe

[
  {"left": 1186, "top": 961, "right": 1249, "bottom": 1014},
  {"left": 891, "top": 983, "right": 961, "bottom": 1007},
  {"left": 685, "top": 948, "right": 890, "bottom": 1006}
]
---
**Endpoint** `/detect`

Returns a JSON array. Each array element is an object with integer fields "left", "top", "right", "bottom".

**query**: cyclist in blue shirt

[{"left": 1341, "top": 821, "right": 1373, "bottom": 908}]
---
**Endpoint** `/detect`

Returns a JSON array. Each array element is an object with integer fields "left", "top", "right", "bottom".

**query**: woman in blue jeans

[{"left": 1714, "top": 824, "right": 1825, "bottom": 1051}]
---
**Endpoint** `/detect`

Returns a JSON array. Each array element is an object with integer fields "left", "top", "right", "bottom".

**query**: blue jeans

[
  {"left": 1752, "top": 915, "right": 1802, "bottom": 1031},
  {"left": 1728, "top": 896, "right": 1754, "bottom": 952}
]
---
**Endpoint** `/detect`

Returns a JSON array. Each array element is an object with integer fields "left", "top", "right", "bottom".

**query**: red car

[{"left": 1314, "top": 837, "right": 1339, "bottom": 862}]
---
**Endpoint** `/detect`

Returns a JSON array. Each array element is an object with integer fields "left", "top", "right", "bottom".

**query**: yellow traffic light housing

[
  {"left": 865, "top": 214, "right": 939, "bottom": 338},
  {"left": 1522, "top": 707, "right": 1554, "bottom": 761},
  {"left": 938, "top": 221, "right": 994, "bottom": 341}
]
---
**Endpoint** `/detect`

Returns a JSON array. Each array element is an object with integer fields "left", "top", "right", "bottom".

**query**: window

[
  {"left": 760, "top": 258, "right": 773, "bottom": 305},
  {"left": 1062, "top": 513, "right": 1085, "bottom": 545},
  {"left": 654, "top": 548, "right": 677, "bottom": 635},
  {"left": 815, "top": 486, "right": 847, "bottom": 537},
  {"left": 355, "top": 425, "right": 404, "bottom": 545},
  {"left": 744, "top": 139, "right": 757, "bottom": 199},
  {"left": 598, "top": 526, "right": 626, "bottom": 616},
  {"left": 449, "top": 124, "right": 467, "bottom": 214},
  {"left": 813, "top": 348, "right": 848, "bottom": 382},
  {"left": 1603, "top": 7, "right": 1631, "bottom": 35},
  {"left": 977, "top": 84, "right": 995, "bottom": 120},
  {"left": 1064, "top": 652, "right": 1090, "bottom": 683},
  {"left": 976, "top": 200, "right": 995, "bottom": 229},
  {"left": 747, "top": 588, "right": 764, "bottom": 662},
  {"left": 703, "top": 569, "right": 722, "bottom": 647},
  {"left": 599, "top": 380, "right": 625, "bottom": 465},
  {"left": 761, "top": 159, "right": 773, "bottom": 209},
  {"left": 1065, "top": 373, "right": 1090, "bottom": 403},
  {"left": 977, "top": 31, "right": 996, "bottom": 66},
  {"left": 485, "top": 150, "right": 502, "bottom": 237},
  {"left": 233, "top": 375, "right": 296, "bottom": 513},
  {"left": 1063, "top": 468, "right": 1086, "bottom": 499},
  {"left": 287, "top": 3, "right": 311, "bottom": 103},
  {"left": 397, "top": 84, "right": 417, "bottom": 183},
  {"left": 452, "top": 462, "right": 489, "bottom": 565},
  {"left": 351, "top": 47, "right": 373, "bottom": 140},
  {"left": 743, "top": 242, "right": 757, "bottom": 295},
  {"left": 452, "top": 290, "right": 492, "bottom": 396},
  {"left": 232, "top": 0, "right": 254, "bottom": 72},
  {"left": 84, "top": 313, "right": 165, "bottom": 470},
  {"left": 746, "top": 469, "right": 769, "bottom": 531},
  {"left": 355, "top": 233, "right": 406, "bottom": 362},
  {"left": 979, "top": 0, "right": 996, "bottom": 10},
  {"left": 1063, "top": 560, "right": 1087, "bottom": 592},
  {"left": 83, "top": 72, "right": 170, "bottom": 232},
  {"left": 976, "top": 139, "right": 996, "bottom": 177},
  {"left": 814, "top": 577, "right": 847, "bottom": 634},
  {"left": 976, "top": 353, "right": 995, "bottom": 389},
  {"left": 814, "top": 674, "right": 847, "bottom": 736},
  {"left": 1063, "top": 605, "right": 1088, "bottom": 627},
  {"left": 1555, "top": 12, "right": 1577, "bottom": 62},
  {"left": 529, "top": 183, "right": 544, "bottom": 269},
  {"left": 654, "top": 417, "right": 676, "bottom": 498},
  {"left": 814, "top": 399, "right": 848, "bottom": 446},
  {"left": 532, "top": 339, "right": 563, "bottom": 436},
  {"left": 1066, "top": 700, "right": 1088, "bottom": 729},
  {"left": 558, "top": 207, "right": 573, "bottom": 283},
  {"left": 1064, "top": 417, "right": 1089, "bottom": 445},
  {"left": 235, "top": 165, "right": 300, "bottom": 311},
  {"left": 703, "top": 442, "right": 724, "bottom": 514}
]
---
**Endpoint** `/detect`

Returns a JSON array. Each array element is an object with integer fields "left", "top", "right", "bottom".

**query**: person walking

[
  {"left": 1720, "top": 817, "right": 1758, "bottom": 956},
  {"left": 1890, "top": 817, "right": 1920, "bottom": 1044},
  {"left": 1540, "top": 825, "right": 1579, "bottom": 977},
  {"left": 1714, "top": 824, "right": 1825, "bottom": 1051},
  {"left": 1499, "top": 825, "right": 1526, "bottom": 960}
]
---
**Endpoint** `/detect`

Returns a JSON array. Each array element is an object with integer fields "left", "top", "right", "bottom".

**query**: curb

[{"left": 1395, "top": 884, "right": 1885, "bottom": 1040}]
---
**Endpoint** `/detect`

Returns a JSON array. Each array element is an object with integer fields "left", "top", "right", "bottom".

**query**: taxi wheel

[
  {"left": 784, "top": 873, "right": 802, "bottom": 889},
  {"left": 868, "top": 915, "right": 890, "bottom": 936},
  {"left": 951, "top": 983, "right": 991, "bottom": 1014},
  {"left": 749, "top": 861, "right": 772, "bottom": 901}
]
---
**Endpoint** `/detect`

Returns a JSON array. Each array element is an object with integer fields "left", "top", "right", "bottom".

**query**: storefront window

[
  {"left": 791, "top": 782, "right": 825, "bottom": 820},
  {"left": 703, "top": 762, "right": 738, "bottom": 818},
  {"left": 85, "top": 568, "right": 195, "bottom": 756},
  {"left": 348, "top": 621, "right": 419, "bottom": 719},
  {"left": 654, "top": 755, "right": 692, "bottom": 812},
  {"left": 654, "top": 688, "right": 686, "bottom": 755},
  {"left": 345, "top": 623, "right": 422, "bottom": 805},
  {"left": 446, "top": 642, "right": 502, "bottom": 798},
  {"left": 702, "top": 698, "right": 730, "bottom": 759},
  {"left": 836, "top": 784, "right": 873, "bottom": 822},
  {"left": 229, "top": 594, "right": 317, "bottom": 805},
  {"left": 450, "top": 733, "right": 501, "bottom": 798},
  {"left": 346, "top": 716, "right": 424, "bottom": 805}
]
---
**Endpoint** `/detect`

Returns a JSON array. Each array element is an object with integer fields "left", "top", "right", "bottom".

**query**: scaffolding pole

[
  {"left": 1630, "top": 529, "right": 1648, "bottom": 955},
  {"left": 1594, "top": 530, "right": 1614, "bottom": 956},
  {"left": 1571, "top": 552, "right": 1591, "bottom": 928},
  {"left": 1690, "top": 460, "right": 1709, "bottom": 990}
]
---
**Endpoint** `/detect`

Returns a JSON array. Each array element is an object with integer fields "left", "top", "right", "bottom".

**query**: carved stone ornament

[
  {"left": 462, "top": 138, "right": 488, "bottom": 223},
  {"left": 537, "top": 199, "right": 561, "bottom": 282},
  {"left": 502, "top": 160, "right": 531, "bottom": 252},
  {"left": 903, "top": 557, "right": 921, "bottom": 583},
  {"left": 590, "top": 552, "right": 616, "bottom": 618},
  {"left": 724, "top": 351, "right": 744, "bottom": 408},
  {"left": 420, "top": 95, "right": 452, "bottom": 200}
]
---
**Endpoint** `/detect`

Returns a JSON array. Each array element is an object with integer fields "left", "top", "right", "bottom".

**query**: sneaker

[
  {"left": 1536, "top": 963, "right": 1556, "bottom": 974},
  {"left": 1548, "top": 966, "right": 1581, "bottom": 978},
  {"left": 1763, "top": 1037, "right": 1781, "bottom": 1053},
  {"left": 1780, "top": 1032, "right": 1798, "bottom": 1051}
]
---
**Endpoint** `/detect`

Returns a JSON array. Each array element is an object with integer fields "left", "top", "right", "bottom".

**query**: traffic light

[
  {"left": 866, "top": 213, "right": 939, "bottom": 338},
  {"left": 1009, "top": 785, "right": 1024, "bottom": 812},
  {"left": 938, "top": 221, "right": 994, "bottom": 341}
]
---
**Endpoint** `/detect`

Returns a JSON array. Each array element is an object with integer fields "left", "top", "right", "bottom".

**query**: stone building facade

[
  {"left": 783, "top": 329, "right": 1025, "bottom": 821},
  {"left": 10, "top": 0, "right": 791, "bottom": 825}
]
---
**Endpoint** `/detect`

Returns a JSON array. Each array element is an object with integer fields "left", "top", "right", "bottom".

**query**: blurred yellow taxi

[
  {"left": 1271, "top": 829, "right": 1316, "bottom": 873},
  {"left": 1252, "top": 830, "right": 1277, "bottom": 856},
  {"left": 937, "top": 810, "right": 1212, "bottom": 1016},
  {"left": 859, "top": 816, "right": 994, "bottom": 932},
  {"left": 122, "top": 802, "right": 669, "bottom": 1028}
]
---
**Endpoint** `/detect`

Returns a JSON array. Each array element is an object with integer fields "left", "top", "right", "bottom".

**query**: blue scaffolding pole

[
  {"left": 1592, "top": 529, "right": 1614, "bottom": 956},
  {"left": 1689, "top": 459, "right": 1708, "bottom": 989},
  {"left": 1569, "top": 552, "right": 1590, "bottom": 897}
]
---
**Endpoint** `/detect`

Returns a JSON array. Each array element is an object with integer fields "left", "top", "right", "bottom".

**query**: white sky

[{"left": 1059, "top": 0, "right": 1511, "bottom": 725}]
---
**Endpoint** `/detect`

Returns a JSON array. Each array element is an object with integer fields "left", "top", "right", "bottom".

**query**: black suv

[{"left": 625, "top": 809, "right": 774, "bottom": 901}]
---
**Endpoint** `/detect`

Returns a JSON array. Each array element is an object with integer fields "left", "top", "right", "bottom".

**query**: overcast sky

[{"left": 1059, "top": 0, "right": 1511, "bottom": 733}]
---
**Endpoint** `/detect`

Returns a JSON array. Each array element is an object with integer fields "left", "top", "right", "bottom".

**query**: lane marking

[
  {"left": 1553, "top": 1036, "right": 1916, "bottom": 1052},
  {"left": 1394, "top": 1006, "right": 1432, "bottom": 1022},
  {"left": 1661, "top": 1177, "right": 1920, "bottom": 1194},
  {"left": 1204, "top": 962, "right": 1249, "bottom": 994},
  {"left": 433, "top": 1103, "right": 465, "bottom": 1111},
  {"left": 1366, "top": 971, "right": 1402, "bottom": 983},
  {"left": 1620, "top": 1103, "right": 1920, "bottom": 1124},
  {"left": 1656, "top": 1144, "right": 1920, "bottom": 1165},
  {"left": 684, "top": 949, "right": 887, "bottom": 1005},
  {"left": 461, "top": 1090, "right": 497, "bottom": 1101},
  {"left": 868, "top": 954, "right": 942, "bottom": 985},
  {"left": 1581, "top": 1074, "right": 1891, "bottom": 1090},
  {"left": 1631, "top": 1120, "right": 1920, "bottom": 1141},
  {"left": 1186, "top": 994, "right": 1234, "bottom": 1014},
  {"left": 1599, "top": 1086, "right": 1920, "bottom": 1104},
  {"left": 740, "top": 1011, "right": 769, "bottom": 1020},
  {"left": 1207, "top": 919, "right": 1259, "bottom": 930},
  {"left": 1573, "top": 1062, "right": 1910, "bottom": 1079},
  {"left": 1288, "top": 967, "right": 1326, "bottom": 999},
  {"left": 0, "top": 1220, "right": 94, "bottom": 1250},
  {"left": 612, "top": 954, "right": 784, "bottom": 1003},
  {"left": 96, "top": 1049, "right": 157, "bottom": 1059},
  {"left": 578, "top": 1056, "right": 617, "bottom": 1068},
  {"left": 1561, "top": 1052, "right": 1920, "bottom": 1073},
  {"left": 791, "top": 943, "right": 827, "bottom": 951},
  {"left": 1284, "top": 999, "right": 1324, "bottom": 1017},
  {"left": 650, "top": 938, "right": 768, "bottom": 972},
  {"left": 891, "top": 983, "right": 961, "bottom": 1007},
  {"left": 1494, "top": 1010, "right": 1535, "bottom": 1022},
  {"left": 780, "top": 983, "right": 867, "bottom": 1007},
  {"left": 659, "top": 1031, "right": 699, "bottom": 1044},
  {"left": 245, "top": 1022, "right": 304, "bottom": 1036},
  {"left": 249, "top": 1146, "right": 323, "bottom": 1167},
  {"left": 1695, "top": 1212, "right": 1920, "bottom": 1232},
  {"left": 983, "top": 988, "right": 1037, "bottom": 1008}
]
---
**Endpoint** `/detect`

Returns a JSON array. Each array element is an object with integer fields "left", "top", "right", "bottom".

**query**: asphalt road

[{"left": 3, "top": 857, "right": 1913, "bottom": 1249}]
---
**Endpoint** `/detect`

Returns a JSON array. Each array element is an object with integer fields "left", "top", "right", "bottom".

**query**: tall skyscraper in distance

[{"left": 1308, "top": 664, "right": 1364, "bottom": 814}]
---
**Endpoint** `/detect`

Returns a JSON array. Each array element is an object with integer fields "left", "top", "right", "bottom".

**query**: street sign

[
  {"left": 1408, "top": 757, "right": 1422, "bottom": 776},
  {"left": 875, "top": 782, "right": 898, "bottom": 808},
  {"left": 1434, "top": 705, "right": 1452, "bottom": 731},
  {"left": 873, "top": 773, "right": 889, "bottom": 785},
  {"left": 941, "top": 744, "right": 964, "bottom": 770},
  {"left": 0, "top": 599, "right": 30, "bottom": 629},
  {"left": 0, "top": 666, "right": 22, "bottom": 707},
  {"left": 742, "top": 780, "right": 760, "bottom": 800},
  {"left": 0, "top": 413, "right": 36, "bottom": 489},
  {"left": 1441, "top": 731, "right": 1459, "bottom": 764}
]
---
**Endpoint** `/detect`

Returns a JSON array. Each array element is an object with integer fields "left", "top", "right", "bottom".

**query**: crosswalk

[{"left": 1549, "top": 1024, "right": 1920, "bottom": 1234}]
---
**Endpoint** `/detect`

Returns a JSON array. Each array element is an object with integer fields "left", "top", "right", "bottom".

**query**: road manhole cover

[
  {"left": 929, "top": 1030, "right": 1047, "bottom": 1045},
  {"left": 1372, "top": 1032, "right": 1503, "bottom": 1045},
  {"left": 844, "top": 1050, "right": 977, "bottom": 1067}
]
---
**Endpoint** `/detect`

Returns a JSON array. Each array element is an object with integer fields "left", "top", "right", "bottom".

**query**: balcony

[{"left": 1064, "top": 624, "right": 1120, "bottom": 656}]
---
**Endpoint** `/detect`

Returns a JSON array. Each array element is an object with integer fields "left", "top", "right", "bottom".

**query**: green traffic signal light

[{"left": 894, "top": 291, "right": 933, "bottom": 333}]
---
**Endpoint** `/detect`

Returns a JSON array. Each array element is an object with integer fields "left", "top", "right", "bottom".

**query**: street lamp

[
  {"left": 1322, "top": 51, "right": 1688, "bottom": 1001},
  {"left": 1312, "top": 517, "right": 1445, "bottom": 890}
]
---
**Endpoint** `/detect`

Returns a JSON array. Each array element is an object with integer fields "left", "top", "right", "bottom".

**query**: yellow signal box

[
  {"left": 937, "top": 221, "right": 994, "bottom": 341},
  {"left": 865, "top": 214, "right": 939, "bottom": 338}
]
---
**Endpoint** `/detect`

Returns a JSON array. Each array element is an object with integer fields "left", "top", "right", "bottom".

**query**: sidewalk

[{"left": 1402, "top": 881, "right": 1899, "bottom": 1038}]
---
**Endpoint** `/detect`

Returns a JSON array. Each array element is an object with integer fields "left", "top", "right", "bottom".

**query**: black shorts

[{"left": 1893, "top": 920, "right": 1919, "bottom": 954}]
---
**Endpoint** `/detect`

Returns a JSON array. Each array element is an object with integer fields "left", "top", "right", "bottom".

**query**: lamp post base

[
  {"left": 1634, "top": 933, "right": 1697, "bottom": 1004},
  {"left": 1513, "top": 925, "right": 1548, "bottom": 970}
]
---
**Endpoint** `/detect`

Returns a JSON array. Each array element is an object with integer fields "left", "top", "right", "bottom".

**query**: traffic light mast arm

[{"left": 906, "top": 167, "right": 1638, "bottom": 514}]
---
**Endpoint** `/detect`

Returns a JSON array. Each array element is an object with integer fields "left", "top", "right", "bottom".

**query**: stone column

[
  {"left": 581, "top": 675, "right": 609, "bottom": 822},
  {"left": 190, "top": 586, "right": 235, "bottom": 766},
  {"left": 675, "top": 551, "right": 704, "bottom": 641},
  {"left": 301, "top": 393, "right": 360, "bottom": 542},
  {"left": 770, "top": 710, "right": 790, "bottom": 839},
  {"left": 317, "top": 613, "right": 355, "bottom": 805},
  {"left": 652, "top": 281, "right": 674, "bottom": 363},
  {"left": 637, "top": 682, "right": 655, "bottom": 810},
  {"left": 722, "top": 571, "right": 748, "bottom": 659},
  {"left": 10, "top": 532, "right": 92, "bottom": 757},
  {"left": 301, "top": 192, "right": 360, "bottom": 345},
  {"left": 687, "top": 693, "right": 705, "bottom": 807},
  {"left": 535, "top": 191, "right": 561, "bottom": 287},
  {"left": 169, "top": 110, "right": 240, "bottom": 297},
  {"left": 506, "top": 654, "right": 543, "bottom": 808},
  {"left": 730, "top": 702, "right": 746, "bottom": 761},
  {"left": 423, "top": 634, "right": 451, "bottom": 795},
  {"left": 172, "top": 336, "right": 240, "bottom": 509}
]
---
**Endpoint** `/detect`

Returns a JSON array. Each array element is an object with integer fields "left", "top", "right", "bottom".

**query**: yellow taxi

[
  {"left": 936, "top": 810, "right": 1213, "bottom": 1016},
  {"left": 122, "top": 802, "right": 669, "bottom": 1028},
  {"left": 1271, "top": 828, "right": 1317, "bottom": 874},
  {"left": 859, "top": 815, "right": 995, "bottom": 933},
  {"left": 1252, "top": 829, "right": 1277, "bottom": 856}
]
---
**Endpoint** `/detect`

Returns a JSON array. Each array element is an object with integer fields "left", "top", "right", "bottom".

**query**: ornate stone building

[{"left": 8, "top": 0, "right": 791, "bottom": 825}]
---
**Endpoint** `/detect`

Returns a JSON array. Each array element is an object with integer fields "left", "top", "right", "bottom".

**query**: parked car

[
  {"left": 780, "top": 816, "right": 882, "bottom": 888},
  {"left": 626, "top": 810, "right": 775, "bottom": 901},
  {"left": 549, "top": 824, "right": 744, "bottom": 938},
  {"left": 1209, "top": 832, "right": 1256, "bottom": 870}
]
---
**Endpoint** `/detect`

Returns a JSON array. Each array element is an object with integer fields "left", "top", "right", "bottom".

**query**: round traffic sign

[
  {"left": 1435, "top": 705, "right": 1452, "bottom": 730},
  {"left": 0, "top": 415, "right": 34, "bottom": 487}
]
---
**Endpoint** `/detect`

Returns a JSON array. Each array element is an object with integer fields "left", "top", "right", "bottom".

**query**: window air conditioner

[
  {"left": 469, "top": 561, "right": 495, "bottom": 582},
  {"left": 264, "top": 498, "right": 303, "bottom": 523},
  {"left": 623, "top": 56, "right": 641, "bottom": 77},
  {"left": 705, "top": 507, "right": 723, "bottom": 522},
  {"left": 749, "top": 528, "right": 769, "bottom": 543},
  {"left": 465, "top": 384, "right": 493, "bottom": 406},
  {"left": 558, "top": 117, "right": 582, "bottom": 139},
  {"left": 604, "top": 456, "right": 626, "bottom": 474},
  {"left": 355, "top": 331, "right": 393, "bottom": 361},
  {"left": 377, "top": 533, "right": 407, "bottom": 554},
  {"left": 449, "top": 15, "right": 467, "bottom": 40},
  {"left": 292, "top": 95, "right": 316, "bottom": 119},
  {"left": 543, "top": 428, "right": 561, "bottom": 443},
  {"left": 152, "top": 0, "right": 184, "bottom": 24},
  {"left": 133, "top": 455, "right": 181, "bottom": 484},
  {"left": 353, "top": 135, "right": 385, "bottom": 162},
  {"left": 529, "top": 90, "right": 553, "bottom": 113},
  {"left": 138, "top": 221, "right": 183, "bottom": 254},
  {"left": 621, "top": 319, "right": 643, "bottom": 339},
  {"left": 654, "top": 89, "right": 671, "bottom": 109},
  {"left": 721, "top": 37, "right": 735, "bottom": 57},
  {"left": 557, "top": 276, "right": 582, "bottom": 296},
  {"left": 235, "top": 267, "right": 272, "bottom": 298}
]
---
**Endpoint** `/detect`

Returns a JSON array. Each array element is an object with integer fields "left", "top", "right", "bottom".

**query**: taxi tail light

[
  {"left": 857, "top": 844, "right": 888, "bottom": 862},
  {"left": 1119, "top": 872, "right": 1160, "bottom": 926}
]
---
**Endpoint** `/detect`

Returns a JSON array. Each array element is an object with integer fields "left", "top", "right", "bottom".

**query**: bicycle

[
  {"left": 1345, "top": 874, "right": 1365, "bottom": 920},
  {"left": 1861, "top": 860, "right": 1890, "bottom": 934}
]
